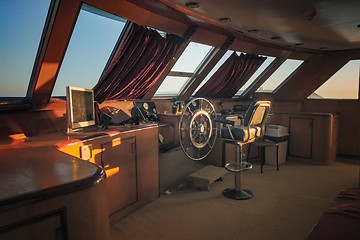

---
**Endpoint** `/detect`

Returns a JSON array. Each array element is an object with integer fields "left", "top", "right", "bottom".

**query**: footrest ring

[{"left": 225, "top": 162, "right": 253, "bottom": 172}]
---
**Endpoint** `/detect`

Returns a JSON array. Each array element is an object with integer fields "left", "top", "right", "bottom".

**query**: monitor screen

[{"left": 66, "top": 86, "right": 96, "bottom": 131}]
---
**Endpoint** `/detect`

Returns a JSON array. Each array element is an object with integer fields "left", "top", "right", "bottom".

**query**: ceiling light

[
  {"left": 185, "top": 2, "right": 199, "bottom": 8},
  {"left": 219, "top": 17, "right": 231, "bottom": 23}
]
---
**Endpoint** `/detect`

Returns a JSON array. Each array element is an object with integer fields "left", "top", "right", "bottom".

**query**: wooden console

[
  {"left": 270, "top": 112, "right": 339, "bottom": 165},
  {"left": 0, "top": 122, "right": 160, "bottom": 239},
  {"left": 56, "top": 123, "right": 160, "bottom": 225},
  {"left": 0, "top": 134, "right": 110, "bottom": 240}
]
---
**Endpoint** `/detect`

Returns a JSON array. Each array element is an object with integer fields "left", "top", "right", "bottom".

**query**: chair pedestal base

[{"left": 222, "top": 188, "right": 253, "bottom": 200}]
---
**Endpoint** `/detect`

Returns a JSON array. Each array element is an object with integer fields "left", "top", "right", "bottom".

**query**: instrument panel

[{"left": 133, "top": 101, "right": 159, "bottom": 122}]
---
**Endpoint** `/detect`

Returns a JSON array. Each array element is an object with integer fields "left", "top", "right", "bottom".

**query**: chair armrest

[{"left": 213, "top": 117, "right": 235, "bottom": 126}]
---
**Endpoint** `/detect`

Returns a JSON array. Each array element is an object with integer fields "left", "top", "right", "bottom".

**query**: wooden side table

[{"left": 249, "top": 140, "right": 279, "bottom": 173}]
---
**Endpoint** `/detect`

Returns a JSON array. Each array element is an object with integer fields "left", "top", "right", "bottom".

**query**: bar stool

[{"left": 214, "top": 101, "right": 271, "bottom": 200}]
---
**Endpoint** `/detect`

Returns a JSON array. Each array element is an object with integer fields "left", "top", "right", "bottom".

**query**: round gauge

[{"left": 142, "top": 102, "right": 149, "bottom": 110}]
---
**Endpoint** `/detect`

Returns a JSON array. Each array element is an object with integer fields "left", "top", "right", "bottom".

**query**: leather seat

[{"left": 220, "top": 125, "right": 262, "bottom": 142}]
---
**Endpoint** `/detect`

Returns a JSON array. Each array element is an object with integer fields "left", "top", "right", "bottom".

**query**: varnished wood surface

[
  {"left": 270, "top": 112, "right": 339, "bottom": 165},
  {"left": 0, "top": 123, "right": 158, "bottom": 212},
  {"left": 0, "top": 133, "right": 104, "bottom": 213}
]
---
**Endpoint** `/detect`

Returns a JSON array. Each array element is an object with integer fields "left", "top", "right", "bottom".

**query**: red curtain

[
  {"left": 194, "top": 52, "right": 266, "bottom": 98},
  {"left": 93, "top": 23, "right": 184, "bottom": 103}
]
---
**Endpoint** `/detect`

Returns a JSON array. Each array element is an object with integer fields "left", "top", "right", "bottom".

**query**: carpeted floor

[{"left": 110, "top": 161, "right": 359, "bottom": 240}]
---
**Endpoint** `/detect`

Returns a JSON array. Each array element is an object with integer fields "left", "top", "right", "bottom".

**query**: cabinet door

[
  {"left": 102, "top": 136, "right": 137, "bottom": 216},
  {"left": 0, "top": 211, "right": 65, "bottom": 240},
  {"left": 135, "top": 127, "right": 159, "bottom": 200},
  {"left": 289, "top": 117, "right": 313, "bottom": 159}
]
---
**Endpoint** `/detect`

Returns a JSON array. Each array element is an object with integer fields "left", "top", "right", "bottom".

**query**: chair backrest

[{"left": 243, "top": 101, "right": 271, "bottom": 135}]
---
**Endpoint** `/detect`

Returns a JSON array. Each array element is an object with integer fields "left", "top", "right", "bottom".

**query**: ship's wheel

[{"left": 179, "top": 98, "right": 217, "bottom": 161}]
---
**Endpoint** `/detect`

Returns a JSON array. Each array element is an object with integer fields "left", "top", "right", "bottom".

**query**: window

[
  {"left": 194, "top": 51, "right": 276, "bottom": 97},
  {"left": 52, "top": 4, "right": 127, "bottom": 96},
  {"left": 308, "top": 60, "right": 359, "bottom": 99},
  {"left": 256, "top": 59, "right": 303, "bottom": 92},
  {"left": 155, "top": 42, "right": 213, "bottom": 96},
  {"left": 194, "top": 50, "right": 233, "bottom": 94},
  {"left": 0, "top": 0, "right": 51, "bottom": 98},
  {"left": 236, "top": 56, "right": 276, "bottom": 95}
]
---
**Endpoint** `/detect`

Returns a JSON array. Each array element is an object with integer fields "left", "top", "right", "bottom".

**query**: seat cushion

[{"left": 221, "top": 125, "right": 262, "bottom": 142}]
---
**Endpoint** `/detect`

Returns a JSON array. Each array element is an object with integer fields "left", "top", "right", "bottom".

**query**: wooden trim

[
  {"left": 0, "top": 167, "right": 106, "bottom": 213},
  {"left": 30, "top": 0, "right": 82, "bottom": 107}
]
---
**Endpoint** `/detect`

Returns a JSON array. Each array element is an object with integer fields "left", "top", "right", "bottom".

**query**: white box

[
  {"left": 265, "top": 125, "right": 288, "bottom": 137},
  {"left": 264, "top": 125, "right": 289, "bottom": 165}
]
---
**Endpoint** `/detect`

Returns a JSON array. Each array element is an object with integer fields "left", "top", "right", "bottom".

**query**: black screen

[{"left": 71, "top": 89, "right": 94, "bottom": 123}]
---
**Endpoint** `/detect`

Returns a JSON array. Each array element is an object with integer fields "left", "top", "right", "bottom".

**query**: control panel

[{"left": 133, "top": 101, "right": 159, "bottom": 123}]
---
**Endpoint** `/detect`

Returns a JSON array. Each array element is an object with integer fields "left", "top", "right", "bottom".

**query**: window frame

[
  {"left": 307, "top": 59, "right": 360, "bottom": 100},
  {"left": 256, "top": 58, "right": 305, "bottom": 93},
  {"left": 234, "top": 54, "right": 277, "bottom": 97},
  {"left": 154, "top": 41, "right": 214, "bottom": 98},
  {"left": 51, "top": 3, "right": 128, "bottom": 97},
  {"left": 0, "top": 0, "right": 56, "bottom": 107}
]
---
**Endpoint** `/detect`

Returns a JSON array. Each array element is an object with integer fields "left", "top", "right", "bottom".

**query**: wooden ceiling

[{"left": 130, "top": 0, "right": 360, "bottom": 52}]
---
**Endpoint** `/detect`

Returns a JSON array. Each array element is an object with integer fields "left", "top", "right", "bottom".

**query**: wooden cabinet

[
  {"left": 135, "top": 126, "right": 159, "bottom": 202},
  {"left": 101, "top": 136, "right": 137, "bottom": 216},
  {"left": 289, "top": 117, "right": 313, "bottom": 159},
  {"left": 0, "top": 180, "right": 110, "bottom": 240},
  {"left": 0, "top": 132, "right": 110, "bottom": 240},
  {"left": 54, "top": 124, "right": 160, "bottom": 224},
  {"left": 97, "top": 125, "right": 159, "bottom": 224},
  {"left": 270, "top": 112, "right": 339, "bottom": 165}
]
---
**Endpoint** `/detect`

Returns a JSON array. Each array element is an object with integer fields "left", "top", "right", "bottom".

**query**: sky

[
  {"left": 0, "top": 0, "right": 50, "bottom": 97},
  {"left": 52, "top": 9, "right": 125, "bottom": 96},
  {"left": 0, "top": 0, "right": 359, "bottom": 99}
]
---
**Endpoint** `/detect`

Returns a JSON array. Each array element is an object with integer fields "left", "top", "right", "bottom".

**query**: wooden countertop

[
  {"left": 270, "top": 112, "right": 340, "bottom": 117},
  {"left": 0, "top": 123, "right": 158, "bottom": 212}
]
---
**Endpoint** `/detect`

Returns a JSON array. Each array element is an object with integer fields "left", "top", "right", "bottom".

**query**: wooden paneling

[
  {"left": 135, "top": 126, "right": 159, "bottom": 201},
  {"left": 0, "top": 180, "right": 110, "bottom": 240},
  {"left": 0, "top": 209, "right": 65, "bottom": 240},
  {"left": 289, "top": 117, "right": 313, "bottom": 159},
  {"left": 270, "top": 112, "right": 339, "bottom": 165},
  {"left": 0, "top": 136, "right": 110, "bottom": 240},
  {"left": 303, "top": 99, "right": 360, "bottom": 157}
]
